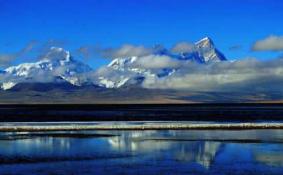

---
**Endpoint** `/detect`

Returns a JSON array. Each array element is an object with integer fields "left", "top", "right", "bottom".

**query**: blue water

[{"left": 0, "top": 129, "right": 283, "bottom": 174}]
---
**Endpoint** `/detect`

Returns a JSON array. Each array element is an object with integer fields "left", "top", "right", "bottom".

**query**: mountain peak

[
  {"left": 41, "top": 47, "right": 72, "bottom": 63},
  {"left": 1, "top": 47, "right": 93, "bottom": 90},
  {"left": 1, "top": 37, "right": 227, "bottom": 90},
  {"left": 195, "top": 37, "right": 214, "bottom": 48}
]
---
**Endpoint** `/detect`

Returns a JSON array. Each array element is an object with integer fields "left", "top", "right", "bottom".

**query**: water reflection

[
  {"left": 0, "top": 130, "right": 283, "bottom": 174},
  {"left": 253, "top": 144, "right": 283, "bottom": 167},
  {"left": 108, "top": 131, "right": 172, "bottom": 152},
  {"left": 107, "top": 131, "right": 223, "bottom": 168},
  {"left": 175, "top": 142, "right": 222, "bottom": 168}
]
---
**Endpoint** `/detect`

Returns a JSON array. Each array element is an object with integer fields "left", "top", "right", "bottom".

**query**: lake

[{"left": 1, "top": 128, "right": 283, "bottom": 174}]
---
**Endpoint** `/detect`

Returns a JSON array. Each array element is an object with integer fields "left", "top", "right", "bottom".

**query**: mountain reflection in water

[
  {"left": 0, "top": 130, "right": 283, "bottom": 174},
  {"left": 107, "top": 131, "right": 222, "bottom": 169}
]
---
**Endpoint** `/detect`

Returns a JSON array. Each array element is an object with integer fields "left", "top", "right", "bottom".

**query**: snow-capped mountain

[
  {"left": 0, "top": 37, "right": 227, "bottom": 90},
  {"left": 95, "top": 37, "right": 227, "bottom": 88},
  {"left": 0, "top": 47, "right": 92, "bottom": 90},
  {"left": 191, "top": 37, "right": 226, "bottom": 63}
]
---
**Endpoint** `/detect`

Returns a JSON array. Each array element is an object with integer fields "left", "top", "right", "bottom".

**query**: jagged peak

[
  {"left": 196, "top": 36, "right": 213, "bottom": 43},
  {"left": 1, "top": 38, "right": 228, "bottom": 90},
  {"left": 195, "top": 37, "right": 214, "bottom": 48}
]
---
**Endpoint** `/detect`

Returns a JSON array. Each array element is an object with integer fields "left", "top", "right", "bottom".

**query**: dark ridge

[
  {"left": 0, "top": 103, "right": 283, "bottom": 122},
  {"left": 8, "top": 82, "right": 80, "bottom": 92}
]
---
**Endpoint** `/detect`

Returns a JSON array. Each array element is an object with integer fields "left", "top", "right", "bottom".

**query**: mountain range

[{"left": 0, "top": 37, "right": 227, "bottom": 90}]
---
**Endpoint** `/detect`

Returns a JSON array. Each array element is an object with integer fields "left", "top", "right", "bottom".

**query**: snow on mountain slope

[
  {"left": 96, "top": 37, "right": 227, "bottom": 88},
  {"left": 1, "top": 47, "right": 92, "bottom": 90},
  {"left": 0, "top": 37, "right": 227, "bottom": 90},
  {"left": 195, "top": 37, "right": 227, "bottom": 63}
]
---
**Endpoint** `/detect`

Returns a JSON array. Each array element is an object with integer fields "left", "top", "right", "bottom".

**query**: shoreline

[
  {"left": 1, "top": 122, "right": 283, "bottom": 131},
  {"left": 2, "top": 104, "right": 283, "bottom": 122}
]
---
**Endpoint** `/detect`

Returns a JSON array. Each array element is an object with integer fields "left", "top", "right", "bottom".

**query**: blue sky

[{"left": 0, "top": 0, "right": 283, "bottom": 69}]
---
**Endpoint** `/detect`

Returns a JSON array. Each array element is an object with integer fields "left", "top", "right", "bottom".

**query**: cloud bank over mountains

[
  {"left": 0, "top": 37, "right": 283, "bottom": 94},
  {"left": 171, "top": 42, "right": 195, "bottom": 53},
  {"left": 142, "top": 58, "right": 283, "bottom": 92},
  {"left": 100, "top": 44, "right": 154, "bottom": 59}
]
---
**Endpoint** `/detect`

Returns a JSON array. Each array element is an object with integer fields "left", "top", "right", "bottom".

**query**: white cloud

[
  {"left": 135, "top": 55, "right": 181, "bottom": 69},
  {"left": 142, "top": 58, "right": 283, "bottom": 92},
  {"left": 252, "top": 35, "right": 283, "bottom": 51},
  {"left": 171, "top": 42, "right": 195, "bottom": 53},
  {"left": 100, "top": 44, "right": 154, "bottom": 58}
]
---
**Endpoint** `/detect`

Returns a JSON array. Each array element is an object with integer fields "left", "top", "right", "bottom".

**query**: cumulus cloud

[
  {"left": 252, "top": 35, "right": 283, "bottom": 51},
  {"left": 171, "top": 42, "right": 195, "bottom": 53},
  {"left": 135, "top": 55, "right": 181, "bottom": 69},
  {"left": 98, "top": 44, "right": 154, "bottom": 58},
  {"left": 142, "top": 58, "right": 283, "bottom": 92}
]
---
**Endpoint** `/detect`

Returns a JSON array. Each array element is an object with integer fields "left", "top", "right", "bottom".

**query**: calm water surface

[{"left": 0, "top": 129, "right": 283, "bottom": 174}]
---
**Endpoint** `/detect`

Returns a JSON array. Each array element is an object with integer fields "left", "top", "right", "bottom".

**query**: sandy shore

[{"left": 1, "top": 122, "right": 283, "bottom": 131}]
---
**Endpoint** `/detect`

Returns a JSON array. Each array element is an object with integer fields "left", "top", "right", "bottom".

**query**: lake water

[{"left": 1, "top": 129, "right": 283, "bottom": 174}]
